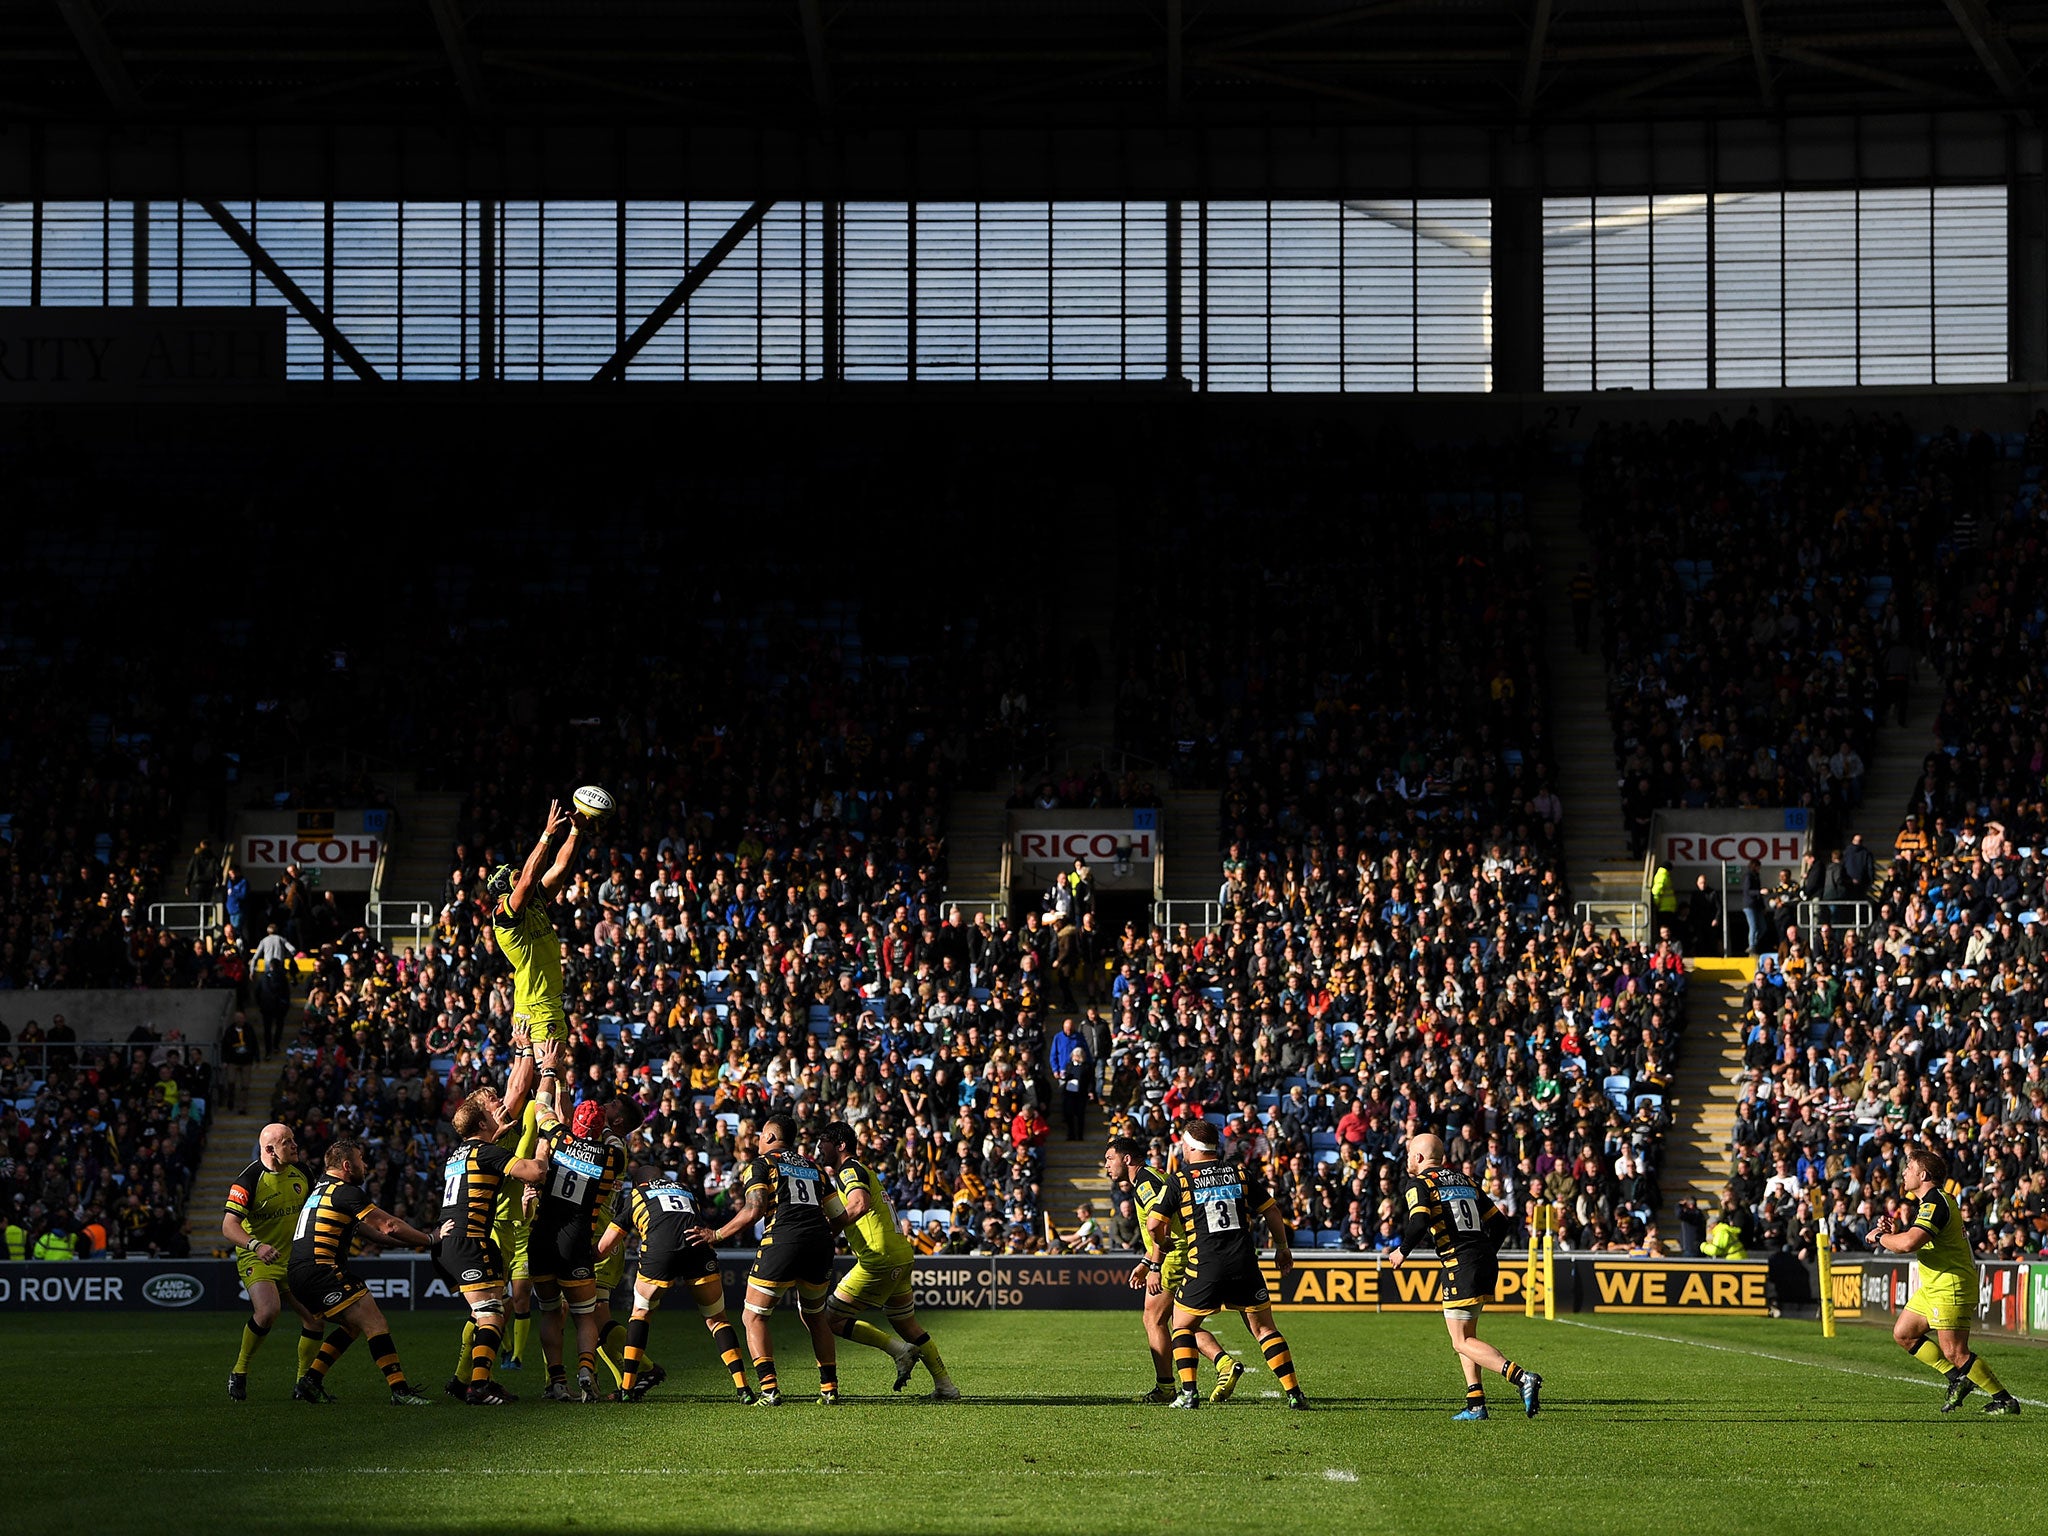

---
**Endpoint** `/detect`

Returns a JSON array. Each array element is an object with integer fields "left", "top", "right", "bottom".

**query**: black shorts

[
  {"left": 289, "top": 1263, "right": 368, "bottom": 1319},
  {"left": 1442, "top": 1253, "right": 1499, "bottom": 1312},
  {"left": 747, "top": 1228, "right": 835, "bottom": 1290},
  {"left": 437, "top": 1232, "right": 506, "bottom": 1293},
  {"left": 1175, "top": 1253, "right": 1270, "bottom": 1315},
  {"left": 530, "top": 1210, "right": 596, "bottom": 1285},
  {"left": 641, "top": 1241, "right": 721, "bottom": 1287}
]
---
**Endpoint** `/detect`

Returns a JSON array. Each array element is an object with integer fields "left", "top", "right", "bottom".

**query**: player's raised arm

[
  {"left": 539, "top": 808, "right": 582, "bottom": 898},
  {"left": 508, "top": 801, "right": 571, "bottom": 915}
]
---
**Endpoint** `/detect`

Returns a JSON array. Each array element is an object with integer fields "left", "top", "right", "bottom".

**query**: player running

[
  {"left": 703, "top": 1112, "right": 847, "bottom": 1405},
  {"left": 1872, "top": 1144, "right": 2021, "bottom": 1415},
  {"left": 529, "top": 1096, "right": 628, "bottom": 1402},
  {"left": 288, "top": 1137, "right": 439, "bottom": 1406},
  {"left": 1144, "top": 1119, "right": 1305, "bottom": 1410},
  {"left": 488, "top": 799, "right": 581, "bottom": 1085},
  {"left": 597, "top": 1165, "right": 753, "bottom": 1402},
  {"left": 816, "top": 1121, "right": 959, "bottom": 1400},
  {"left": 222, "top": 1122, "right": 321, "bottom": 1400},
  {"left": 1386, "top": 1132, "right": 1540, "bottom": 1421},
  {"left": 1105, "top": 1135, "right": 1241, "bottom": 1404},
  {"left": 437, "top": 1089, "right": 550, "bottom": 1405}
]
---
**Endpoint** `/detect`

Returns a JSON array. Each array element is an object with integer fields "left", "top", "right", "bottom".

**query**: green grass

[{"left": 10, "top": 1308, "right": 2044, "bottom": 1534}]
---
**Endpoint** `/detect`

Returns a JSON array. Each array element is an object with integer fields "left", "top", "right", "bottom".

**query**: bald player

[
  {"left": 1385, "top": 1132, "right": 1541, "bottom": 1420},
  {"left": 223, "top": 1122, "right": 320, "bottom": 1400}
]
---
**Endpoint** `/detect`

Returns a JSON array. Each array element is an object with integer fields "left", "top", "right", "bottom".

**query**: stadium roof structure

[{"left": 2, "top": 0, "right": 2045, "bottom": 129}]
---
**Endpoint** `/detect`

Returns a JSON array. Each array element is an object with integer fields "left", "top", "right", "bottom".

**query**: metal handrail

[
  {"left": 367, "top": 899, "right": 435, "bottom": 946},
  {"left": 1794, "top": 900, "right": 1874, "bottom": 935},
  {"left": 147, "top": 901, "right": 217, "bottom": 936},
  {"left": 941, "top": 898, "right": 1006, "bottom": 925},
  {"left": 1154, "top": 899, "right": 1222, "bottom": 933},
  {"left": 1574, "top": 899, "right": 1646, "bottom": 945},
  {"left": 2, "top": 1039, "right": 223, "bottom": 1076}
]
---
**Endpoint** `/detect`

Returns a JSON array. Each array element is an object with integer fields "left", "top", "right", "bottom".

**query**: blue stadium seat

[{"left": 1316, "top": 1230, "right": 1346, "bottom": 1249}]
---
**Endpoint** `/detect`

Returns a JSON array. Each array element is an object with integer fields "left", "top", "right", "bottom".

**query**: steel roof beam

[
  {"left": 425, "top": 0, "right": 488, "bottom": 111},
  {"left": 1518, "top": 0, "right": 1554, "bottom": 117},
  {"left": 196, "top": 199, "right": 383, "bottom": 382},
  {"left": 798, "top": 0, "right": 832, "bottom": 112},
  {"left": 1741, "top": 0, "right": 1774, "bottom": 108},
  {"left": 592, "top": 199, "right": 772, "bottom": 383},
  {"left": 52, "top": 0, "right": 140, "bottom": 110}
]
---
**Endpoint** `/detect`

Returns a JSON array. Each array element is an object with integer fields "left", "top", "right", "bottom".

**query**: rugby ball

[{"left": 571, "top": 784, "right": 614, "bottom": 823}]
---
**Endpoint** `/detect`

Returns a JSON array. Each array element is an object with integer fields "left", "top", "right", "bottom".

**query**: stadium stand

[
  {"left": 1579, "top": 411, "right": 1933, "bottom": 853},
  {"left": 1670, "top": 414, "right": 2048, "bottom": 1262},
  {"left": 1077, "top": 425, "right": 1683, "bottom": 1255},
  {"left": 0, "top": 524, "right": 224, "bottom": 1259}
]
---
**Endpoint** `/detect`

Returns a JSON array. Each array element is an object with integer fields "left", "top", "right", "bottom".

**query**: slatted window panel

[
  {"left": 1185, "top": 199, "right": 1492, "bottom": 391},
  {"left": 0, "top": 200, "right": 135, "bottom": 305},
  {"left": 1547, "top": 186, "right": 2006, "bottom": 388}
]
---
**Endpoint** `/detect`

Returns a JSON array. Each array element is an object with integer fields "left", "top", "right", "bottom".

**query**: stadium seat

[{"left": 1316, "top": 1230, "right": 1346, "bottom": 1249}]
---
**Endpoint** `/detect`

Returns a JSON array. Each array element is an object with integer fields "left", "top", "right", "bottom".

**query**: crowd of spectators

[
  {"left": 0, "top": 530, "right": 230, "bottom": 1260},
  {"left": 1070, "top": 424, "right": 1686, "bottom": 1256},
  {"left": 1580, "top": 410, "right": 1953, "bottom": 853},
  {"left": 1688, "top": 412, "right": 2048, "bottom": 1262}
]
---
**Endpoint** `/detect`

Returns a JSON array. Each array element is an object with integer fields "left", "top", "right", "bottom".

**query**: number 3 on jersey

[{"left": 1206, "top": 1198, "right": 1240, "bottom": 1233}]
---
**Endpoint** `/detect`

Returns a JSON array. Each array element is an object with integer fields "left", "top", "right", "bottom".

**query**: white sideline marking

[
  {"left": 153, "top": 1466, "right": 1342, "bottom": 1481},
  {"left": 1559, "top": 1319, "right": 2048, "bottom": 1409}
]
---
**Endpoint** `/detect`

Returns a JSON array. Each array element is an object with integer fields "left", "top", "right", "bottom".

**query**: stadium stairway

[
  {"left": 191, "top": 978, "right": 309, "bottom": 1257},
  {"left": 1040, "top": 1130, "right": 1114, "bottom": 1242},
  {"left": 1160, "top": 788, "right": 1219, "bottom": 918},
  {"left": 1529, "top": 476, "right": 1639, "bottom": 918},
  {"left": 374, "top": 780, "right": 464, "bottom": 925},
  {"left": 1855, "top": 655, "right": 1944, "bottom": 841},
  {"left": 1656, "top": 956, "right": 1753, "bottom": 1227},
  {"left": 943, "top": 790, "right": 1010, "bottom": 917}
]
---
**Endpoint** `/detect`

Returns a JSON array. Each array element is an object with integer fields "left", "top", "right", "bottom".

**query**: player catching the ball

[{"left": 487, "top": 798, "right": 584, "bottom": 1086}]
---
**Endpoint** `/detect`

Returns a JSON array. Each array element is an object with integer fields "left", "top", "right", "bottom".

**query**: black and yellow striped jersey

[
  {"left": 1160, "top": 1158, "right": 1273, "bottom": 1274},
  {"left": 224, "top": 1159, "right": 311, "bottom": 1251},
  {"left": 1398, "top": 1167, "right": 1510, "bottom": 1262},
  {"left": 613, "top": 1179, "right": 708, "bottom": 1264},
  {"left": 538, "top": 1132, "right": 626, "bottom": 1225},
  {"left": 292, "top": 1177, "right": 373, "bottom": 1268},
  {"left": 738, "top": 1152, "right": 843, "bottom": 1243},
  {"left": 442, "top": 1139, "right": 514, "bottom": 1242}
]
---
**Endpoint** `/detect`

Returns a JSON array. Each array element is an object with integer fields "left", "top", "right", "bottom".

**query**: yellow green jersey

[
  {"left": 1905, "top": 1185, "right": 1975, "bottom": 1289},
  {"left": 223, "top": 1159, "right": 311, "bottom": 1252},
  {"left": 495, "top": 896, "right": 565, "bottom": 1026},
  {"left": 1132, "top": 1164, "right": 1192, "bottom": 1261},
  {"left": 832, "top": 1157, "right": 915, "bottom": 1267},
  {"left": 491, "top": 1101, "right": 539, "bottom": 1228}
]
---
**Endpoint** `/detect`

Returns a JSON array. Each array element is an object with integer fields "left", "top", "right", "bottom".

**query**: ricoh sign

[
  {"left": 1653, "top": 809, "right": 1810, "bottom": 872},
  {"left": 241, "top": 835, "right": 381, "bottom": 870},
  {"left": 1013, "top": 829, "right": 1157, "bottom": 863},
  {"left": 1662, "top": 832, "right": 1805, "bottom": 866}
]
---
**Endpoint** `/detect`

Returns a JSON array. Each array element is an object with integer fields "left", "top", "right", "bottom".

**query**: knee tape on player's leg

[
  {"left": 537, "top": 1292, "right": 563, "bottom": 1313},
  {"left": 797, "top": 1285, "right": 830, "bottom": 1317},
  {"left": 567, "top": 1295, "right": 597, "bottom": 1317},
  {"left": 885, "top": 1296, "right": 916, "bottom": 1322},
  {"left": 472, "top": 1297, "right": 507, "bottom": 1321}
]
